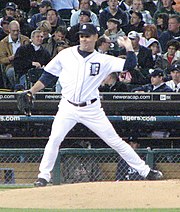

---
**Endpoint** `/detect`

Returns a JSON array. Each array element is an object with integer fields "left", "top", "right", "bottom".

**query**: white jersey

[
  {"left": 44, "top": 46, "right": 125, "bottom": 103},
  {"left": 166, "top": 80, "right": 180, "bottom": 92}
]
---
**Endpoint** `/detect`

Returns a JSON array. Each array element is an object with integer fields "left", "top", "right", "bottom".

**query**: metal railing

[{"left": 0, "top": 148, "right": 179, "bottom": 186}]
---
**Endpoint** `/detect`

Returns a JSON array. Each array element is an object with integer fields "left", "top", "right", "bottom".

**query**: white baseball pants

[{"left": 38, "top": 98, "right": 150, "bottom": 181}]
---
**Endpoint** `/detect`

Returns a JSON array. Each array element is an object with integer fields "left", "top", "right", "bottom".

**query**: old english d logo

[{"left": 90, "top": 63, "right": 100, "bottom": 76}]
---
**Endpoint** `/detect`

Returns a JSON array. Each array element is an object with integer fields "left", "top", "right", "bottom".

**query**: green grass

[{"left": 0, "top": 209, "right": 180, "bottom": 212}]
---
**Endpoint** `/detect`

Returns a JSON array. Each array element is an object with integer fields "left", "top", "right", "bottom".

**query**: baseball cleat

[
  {"left": 34, "top": 178, "right": 47, "bottom": 187},
  {"left": 146, "top": 169, "right": 163, "bottom": 180}
]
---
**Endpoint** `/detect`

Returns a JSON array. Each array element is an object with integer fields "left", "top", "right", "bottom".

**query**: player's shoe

[
  {"left": 146, "top": 169, "right": 163, "bottom": 180},
  {"left": 34, "top": 178, "right": 47, "bottom": 187}
]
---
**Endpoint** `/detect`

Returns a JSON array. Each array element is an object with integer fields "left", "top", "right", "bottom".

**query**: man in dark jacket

[
  {"left": 159, "top": 15, "right": 180, "bottom": 53},
  {"left": 131, "top": 69, "right": 173, "bottom": 92},
  {"left": 119, "top": 30, "right": 154, "bottom": 87},
  {"left": 46, "top": 8, "right": 66, "bottom": 34},
  {"left": 122, "top": 11, "right": 145, "bottom": 34},
  {"left": 99, "top": 0, "right": 129, "bottom": 31},
  {"left": 29, "top": 0, "right": 52, "bottom": 29},
  {"left": 14, "top": 29, "right": 51, "bottom": 88}
]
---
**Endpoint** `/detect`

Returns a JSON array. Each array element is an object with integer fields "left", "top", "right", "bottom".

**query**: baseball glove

[{"left": 17, "top": 91, "right": 33, "bottom": 116}]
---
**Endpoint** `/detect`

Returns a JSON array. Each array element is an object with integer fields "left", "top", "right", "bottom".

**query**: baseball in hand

[
  {"left": 117, "top": 36, "right": 134, "bottom": 51},
  {"left": 117, "top": 36, "right": 126, "bottom": 48}
]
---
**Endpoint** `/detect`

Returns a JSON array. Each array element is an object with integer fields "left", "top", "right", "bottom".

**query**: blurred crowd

[{"left": 0, "top": 0, "right": 179, "bottom": 92}]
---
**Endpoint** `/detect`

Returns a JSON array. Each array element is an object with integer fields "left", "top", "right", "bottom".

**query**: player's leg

[
  {"left": 79, "top": 101, "right": 151, "bottom": 178},
  {"left": 36, "top": 99, "right": 78, "bottom": 184}
]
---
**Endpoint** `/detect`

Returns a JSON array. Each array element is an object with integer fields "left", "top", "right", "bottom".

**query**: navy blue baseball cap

[
  {"left": 149, "top": 69, "right": 164, "bottom": 77},
  {"left": 5, "top": 2, "right": 16, "bottom": 11},
  {"left": 80, "top": 10, "right": 91, "bottom": 18},
  {"left": 39, "top": 0, "right": 52, "bottom": 8},
  {"left": 169, "top": 64, "right": 180, "bottom": 72},
  {"left": 78, "top": 23, "right": 98, "bottom": 36}
]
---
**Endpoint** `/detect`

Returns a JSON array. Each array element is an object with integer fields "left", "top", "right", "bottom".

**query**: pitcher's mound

[{"left": 0, "top": 180, "right": 180, "bottom": 209}]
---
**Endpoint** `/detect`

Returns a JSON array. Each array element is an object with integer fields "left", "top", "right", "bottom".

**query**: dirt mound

[{"left": 0, "top": 180, "right": 180, "bottom": 209}]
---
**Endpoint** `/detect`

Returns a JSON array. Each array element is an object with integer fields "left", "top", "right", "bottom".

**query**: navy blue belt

[{"left": 67, "top": 98, "right": 97, "bottom": 107}]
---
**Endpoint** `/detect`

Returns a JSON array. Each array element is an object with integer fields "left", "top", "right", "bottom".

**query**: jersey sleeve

[
  {"left": 44, "top": 52, "right": 63, "bottom": 77},
  {"left": 39, "top": 71, "right": 58, "bottom": 87},
  {"left": 123, "top": 51, "right": 137, "bottom": 71}
]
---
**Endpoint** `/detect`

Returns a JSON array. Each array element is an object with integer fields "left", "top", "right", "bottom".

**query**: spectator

[
  {"left": 14, "top": 29, "right": 51, "bottom": 88},
  {"left": 0, "top": 2, "right": 17, "bottom": 26},
  {"left": 37, "top": 20, "right": 52, "bottom": 44},
  {"left": 156, "top": 13, "right": 169, "bottom": 38},
  {"left": 104, "top": 18, "right": 126, "bottom": 43},
  {"left": 146, "top": 38, "right": 162, "bottom": 68},
  {"left": 129, "top": 0, "right": 153, "bottom": 24},
  {"left": 14, "top": 9, "right": 34, "bottom": 38},
  {"left": 51, "top": 0, "right": 79, "bottom": 20},
  {"left": 99, "top": 0, "right": 129, "bottom": 31},
  {"left": 29, "top": 0, "right": 52, "bottom": 29},
  {"left": 70, "top": 0, "right": 99, "bottom": 27},
  {"left": 116, "top": 136, "right": 144, "bottom": 181},
  {"left": 95, "top": 35, "right": 112, "bottom": 54},
  {"left": 43, "top": 26, "right": 69, "bottom": 58},
  {"left": 104, "top": 18, "right": 126, "bottom": 55},
  {"left": 123, "top": 11, "right": 145, "bottom": 34},
  {"left": 159, "top": 14, "right": 180, "bottom": 53},
  {"left": 166, "top": 64, "right": 180, "bottom": 91},
  {"left": 0, "top": 20, "right": 30, "bottom": 90},
  {"left": 119, "top": 30, "right": 154, "bottom": 87},
  {"left": 99, "top": 72, "right": 128, "bottom": 92},
  {"left": 139, "top": 24, "right": 158, "bottom": 47},
  {"left": 0, "top": 16, "right": 15, "bottom": 41},
  {"left": 131, "top": 69, "right": 173, "bottom": 92},
  {"left": 67, "top": 10, "right": 92, "bottom": 45},
  {"left": 153, "top": 0, "right": 179, "bottom": 24},
  {"left": 46, "top": 8, "right": 66, "bottom": 34},
  {"left": 155, "top": 39, "right": 180, "bottom": 78}
]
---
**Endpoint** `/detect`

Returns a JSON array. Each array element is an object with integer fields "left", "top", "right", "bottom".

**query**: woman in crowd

[
  {"left": 156, "top": 13, "right": 169, "bottom": 37},
  {"left": 139, "top": 24, "right": 158, "bottom": 47},
  {"left": 37, "top": 20, "right": 52, "bottom": 44}
]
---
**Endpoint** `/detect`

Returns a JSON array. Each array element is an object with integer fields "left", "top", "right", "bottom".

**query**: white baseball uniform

[{"left": 38, "top": 46, "right": 150, "bottom": 181}]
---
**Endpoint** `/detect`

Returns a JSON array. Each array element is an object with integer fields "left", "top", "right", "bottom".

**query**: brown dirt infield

[{"left": 0, "top": 180, "right": 180, "bottom": 209}]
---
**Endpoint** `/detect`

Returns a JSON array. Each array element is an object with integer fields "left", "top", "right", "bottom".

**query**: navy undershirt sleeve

[
  {"left": 123, "top": 51, "right": 137, "bottom": 71},
  {"left": 39, "top": 71, "right": 58, "bottom": 87}
]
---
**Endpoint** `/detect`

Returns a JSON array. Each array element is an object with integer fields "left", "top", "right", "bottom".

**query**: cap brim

[
  {"left": 170, "top": 69, "right": 180, "bottom": 72},
  {"left": 5, "top": 7, "right": 15, "bottom": 10},
  {"left": 128, "top": 37, "right": 136, "bottom": 40},
  {"left": 2, "top": 21, "right": 9, "bottom": 24},
  {"left": 77, "top": 31, "right": 92, "bottom": 35},
  {"left": 149, "top": 73, "right": 157, "bottom": 77}
]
